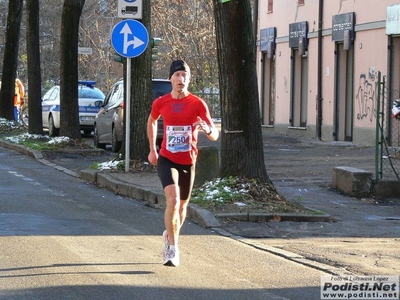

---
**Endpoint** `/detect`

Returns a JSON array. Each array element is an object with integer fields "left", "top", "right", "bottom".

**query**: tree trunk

[
  {"left": 214, "top": 0, "right": 271, "bottom": 184},
  {"left": 129, "top": 0, "right": 152, "bottom": 161},
  {"left": 59, "top": 0, "right": 85, "bottom": 140},
  {"left": 26, "top": 0, "right": 43, "bottom": 134},
  {"left": 0, "top": 0, "right": 24, "bottom": 121}
]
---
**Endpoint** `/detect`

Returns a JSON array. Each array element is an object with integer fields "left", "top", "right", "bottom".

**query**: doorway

[
  {"left": 290, "top": 48, "right": 308, "bottom": 127},
  {"left": 334, "top": 42, "right": 354, "bottom": 141},
  {"left": 261, "top": 53, "right": 276, "bottom": 125}
]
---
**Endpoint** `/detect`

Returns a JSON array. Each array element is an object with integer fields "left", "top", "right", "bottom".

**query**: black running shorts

[{"left": 157, "top": 155, "right": 195, "bottom": 200}]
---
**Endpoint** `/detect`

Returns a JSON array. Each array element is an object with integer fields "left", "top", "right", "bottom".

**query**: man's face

[{"left": 170, "top": 70, "right": 190, "bottom": 93}]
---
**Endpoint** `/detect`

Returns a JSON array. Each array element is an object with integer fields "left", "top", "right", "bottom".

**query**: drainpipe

[
  {"left": 254, "top": 0, "right": 260, "bottom": 120},
  {"left": 316, "top": 0, "right": 324, "bottom": 140},
  {"left": 253, "top": 0, "right": 258, "bottom": 43}
]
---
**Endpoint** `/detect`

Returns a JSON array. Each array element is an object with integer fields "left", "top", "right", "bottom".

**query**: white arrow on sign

[{"left": 120, "top": 23, "right": 145, "bottom": 54}]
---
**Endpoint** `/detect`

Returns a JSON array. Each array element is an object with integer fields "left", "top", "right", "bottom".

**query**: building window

[
  {"left": 298, "top": 0, "right": 304, "bottom": 5},
  {"left": 268, "top": 0, "right": 273, "bottom": 13}
]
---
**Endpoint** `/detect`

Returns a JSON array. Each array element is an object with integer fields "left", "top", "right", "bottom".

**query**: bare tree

[
  {"left": 151, "top": 0, "right": 218, "bottom": 92},
  {"left": 26, "top": 0, "right": 43, "bottom": 134},
  {"left": 0, "top": 0, "right": 24, "bottom": 121},
  {"left": 1, "top": 0, "right": 219, "bottom": 150},
  {"left": 39, "top": 1, "right": 62, "bottom": 86},
  {"left": 214, "top": 0, "right": 271, "bottom": 183},
  {"left": 59, "top": 0, "right": 85, "bottom": 140},
  {"left": 129, "top": 0, "right": 153, "bottom": 161},
  {"left": 1, "top": 0, "right": 218, "bottom": 101},
  {"left": 78, "top": 0, "right": 119, "bottom": 91}
]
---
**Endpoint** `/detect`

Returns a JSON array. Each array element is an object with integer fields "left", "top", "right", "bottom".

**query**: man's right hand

[{"left": 148, "top": 149, "right": 158, "bottom": 165}]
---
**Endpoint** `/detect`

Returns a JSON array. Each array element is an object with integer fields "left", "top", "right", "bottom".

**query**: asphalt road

[
  {"left": 72, "top": 131, "right": 400, "bottom": 277},
  {"left": 0, "top": 145, "right": 332, "bottom": 300}
]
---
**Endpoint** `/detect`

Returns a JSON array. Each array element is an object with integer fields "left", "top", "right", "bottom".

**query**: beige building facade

[{"left": 256, "top": 0, "right": 400, "bottom": 146}]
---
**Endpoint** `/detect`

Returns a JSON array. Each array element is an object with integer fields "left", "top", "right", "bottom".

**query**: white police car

[{"left": 42, "top": 81, "right": 105, "bottom": 136}]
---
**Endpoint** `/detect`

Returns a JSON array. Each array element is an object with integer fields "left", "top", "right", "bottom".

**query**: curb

[
  {"left": 78, "top": 169, "right": 332, "bottom": 227},
  {"left": 215, "top": 212, "right": 332, "bottom": 223},
  {"left": 80, "top": 169, "right": 217, "bottom": 227},
  {"left": 1, "top": 139, "right": 348, "bottom": 277},
  {"left": 0, "top": 139, "right": 332, "bottom": 227},
  {"left": 211, "top": 227, "right": 354, "bottom": 276}
]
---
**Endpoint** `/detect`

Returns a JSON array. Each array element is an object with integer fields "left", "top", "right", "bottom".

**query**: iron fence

[
  {"left": 193, "top": 92, "right": 221, "bottom": 120},
  {"left": 376, "top": 72, "right": 400, "bottom": 180}
]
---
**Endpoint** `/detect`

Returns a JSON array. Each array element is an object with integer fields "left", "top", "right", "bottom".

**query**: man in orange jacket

[{"left": 14, "top": 78, "right": 25, "bottom": 122}]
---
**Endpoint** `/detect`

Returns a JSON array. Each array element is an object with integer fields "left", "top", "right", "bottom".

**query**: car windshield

[
  {"left": 152, "top": 81, "right": 171, "bottom": 99},
  {"left": 79, "top": 88, "right": 105, "bottom": 99}
]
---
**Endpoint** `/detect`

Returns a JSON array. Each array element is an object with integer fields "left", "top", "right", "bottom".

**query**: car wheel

[
  {"left": 48, "top": 115, "right": 59, "bottom": 137},
  {"left": 93, "top": 125, "right": 106, "bottom": 149},
  {"left": 111, "top": 126, "right": 122, "bottom": 153}
]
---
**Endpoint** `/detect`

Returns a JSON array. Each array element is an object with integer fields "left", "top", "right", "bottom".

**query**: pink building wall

[{"left": 256, "top": 0, "right": 400, "bottom": 146}]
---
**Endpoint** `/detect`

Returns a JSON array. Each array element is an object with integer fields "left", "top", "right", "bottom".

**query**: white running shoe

[{"left": 163, "top": 246, "right": 180, "bottom": 267}]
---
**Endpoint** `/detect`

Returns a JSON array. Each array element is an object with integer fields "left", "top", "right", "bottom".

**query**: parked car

[
  {"left": 93, "top": 78, "right": 171, "bottom": 152},
  {"left": 41, "top": 81, "right": 105, "bottom": 136}
]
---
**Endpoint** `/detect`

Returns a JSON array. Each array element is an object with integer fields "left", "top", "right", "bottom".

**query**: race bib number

[{"left": 166, "top": 125, "right": 192, "bottom": 153}]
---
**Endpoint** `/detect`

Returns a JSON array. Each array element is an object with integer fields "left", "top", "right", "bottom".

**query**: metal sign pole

[
  {"left": 111, "top": 19, "right": 149, "bottom": 173},
  {"left": 125, "top": 58, "right": 131, "bottom": 172}
]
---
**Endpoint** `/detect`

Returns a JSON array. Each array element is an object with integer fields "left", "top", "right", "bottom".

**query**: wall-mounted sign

[
  {"left": 387, "top": 4, "right": 400, "bottom": 35},
  {"left": 78, "top": 47, "right": 92, "bottom": 55},
  {"left": 260, "top": 27, "right": 276, "bottom": 53},
  {"left": 289, "top": 21, "right": 308, "bottom": 48},
  {"left": 332, "top": 12, "right": 355, "bottom": 42}
]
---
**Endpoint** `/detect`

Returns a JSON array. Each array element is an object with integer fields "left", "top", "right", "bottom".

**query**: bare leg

[
  {"left": 164, "top": 184, "right": 190, "bottom": 246},
  {"left": 179, "top": 199, "right": 189, "bottom": 227},
  {"left": 164, "top": 184, "right": 180, "bottom": 246}
]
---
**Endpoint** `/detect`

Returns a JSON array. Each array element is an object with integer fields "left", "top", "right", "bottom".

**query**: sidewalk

[{"left": 1, "top": 131, "right": 399, "bottom": 276}]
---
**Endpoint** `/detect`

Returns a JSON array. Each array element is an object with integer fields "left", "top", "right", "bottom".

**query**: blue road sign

[{"left": 111, "top": 20, "right": 149, "bottom": 58}]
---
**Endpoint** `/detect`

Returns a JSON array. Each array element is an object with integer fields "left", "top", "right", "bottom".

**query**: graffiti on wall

[{"left": 356, "top": 73, "right": 377, "bottom": 122}]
